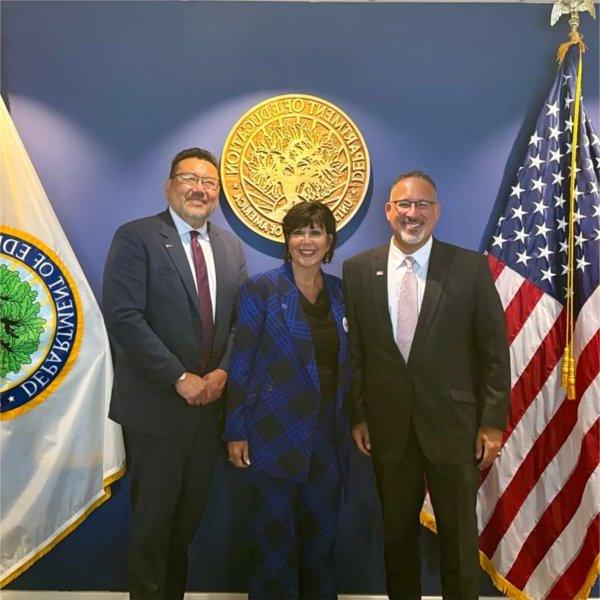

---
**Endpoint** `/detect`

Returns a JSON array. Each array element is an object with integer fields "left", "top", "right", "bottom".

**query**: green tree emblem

[{"left": 0, "top": 264, "right": 47, "bottom": 378}]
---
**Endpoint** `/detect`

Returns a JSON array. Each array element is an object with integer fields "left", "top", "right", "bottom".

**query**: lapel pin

[
  {"left": 376, "top": 270, "right": 384, "bottom": 276},
  {"left": 164, "top": 243, "right": 174, "bottom": 248}
]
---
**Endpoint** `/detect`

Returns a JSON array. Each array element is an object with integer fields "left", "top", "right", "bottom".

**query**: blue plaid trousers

[{"left": 250, "top": 399, "right": 342, "bottom": 600}]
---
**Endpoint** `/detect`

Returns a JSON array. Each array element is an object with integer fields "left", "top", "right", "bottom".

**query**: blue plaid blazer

[{"left": 224, "top": 262, "right": 351, "bottom": 482}]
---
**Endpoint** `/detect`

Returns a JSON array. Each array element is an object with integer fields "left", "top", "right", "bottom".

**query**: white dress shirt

[
  {"left": 387, "top": 236, "right": 433, "bottom": 341},
  {"left": 169, "top": 207, "right": 217, "bottom": 320}
]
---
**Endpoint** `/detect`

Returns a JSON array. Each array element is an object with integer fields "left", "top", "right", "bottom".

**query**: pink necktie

[
  {"left": 396, "top": 256, "right": 418, "bottom": 362},
  {"left": 190, "top": 231, "right": 214, "bottom": 369}
]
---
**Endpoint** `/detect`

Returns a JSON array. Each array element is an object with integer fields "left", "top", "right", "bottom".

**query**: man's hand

[
  {"left": 228, "top": 440, "right": 251, "bottom": 468},
  {"left": 475, "top": 426, "right": 503, "bottom": 470},
  {"left": 352, "top": 422, "right": 372, "bottom": 456},
  {"left": 203, "top": 368, "right": 228, "bottom": 404},
  {"left": 174, "top": 372, "right": 210, "bottom": 406}
]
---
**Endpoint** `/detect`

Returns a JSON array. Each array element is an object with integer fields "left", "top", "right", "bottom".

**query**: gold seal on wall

[{"left": 220, "top": 94, "right": 370, "bottom": 242}]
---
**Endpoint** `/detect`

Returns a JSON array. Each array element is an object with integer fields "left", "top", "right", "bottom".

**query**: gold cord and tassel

[
  {"left": 560, "top": 40, "right": 584, "bottom": 400},
  {"left": 556, "top": 30, "right": 586, "bottom": 63}
]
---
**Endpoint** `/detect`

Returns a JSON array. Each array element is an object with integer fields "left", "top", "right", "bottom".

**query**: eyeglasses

[
  {"left": 389, "top": 200, "right": 437, "bottom": 212},
  {"left": 172, "top": 173, "right": 220, "bottom": 191}
]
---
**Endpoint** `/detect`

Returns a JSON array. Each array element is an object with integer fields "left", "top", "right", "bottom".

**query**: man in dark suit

[
  {"left": 103, "top": 147, "right": 247, "bottom": 600},
  {"left": 343, "top": 171, "right": 510, "bottom": 599}
]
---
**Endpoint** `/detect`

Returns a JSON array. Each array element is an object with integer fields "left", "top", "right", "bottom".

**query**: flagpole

[{"left": 552, "top": 0, "right": 594, "bottom": 400}]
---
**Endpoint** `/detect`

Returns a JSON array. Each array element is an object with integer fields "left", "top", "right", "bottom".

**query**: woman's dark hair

[{"left": 282, "top": 201, "right": 337, "bottom": 263}]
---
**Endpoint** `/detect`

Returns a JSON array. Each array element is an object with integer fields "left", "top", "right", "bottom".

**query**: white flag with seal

[{"left": 0, "top": 96, "right": 125, "bottom": 586}]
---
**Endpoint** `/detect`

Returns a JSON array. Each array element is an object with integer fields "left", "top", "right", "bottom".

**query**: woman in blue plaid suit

[{"left": 225, "top": 201, "right": 351, "bottom": 599}]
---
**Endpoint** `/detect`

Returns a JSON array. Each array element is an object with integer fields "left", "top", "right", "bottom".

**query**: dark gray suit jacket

[
  {"left": 342, "top": 238, "right": 510, "bottom": 465},
  {"left": 103, "top": 209, "right": 247, "bottom": 435}
]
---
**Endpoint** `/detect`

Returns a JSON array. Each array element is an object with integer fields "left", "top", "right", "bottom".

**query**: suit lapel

[
  {"left": 159, "top": 211, "right": 200, "bottom": 316},
  {"left": 410, "top": 239, "right": 451, "bottom": 362},
  {"left": 369, "top": 245, "right": 398, "bottom": 351},
  {"left": 208, "top": 223, "right": 227, "bottom": 335},
  {"left": 324, "top": 275, "right": 346, "bottom": 358},
  {"left": 278, "top": 263, "right": 320, "bottom": 393},
  {"left": 323, "top": 274, "right": 347, "bottom": 410}
]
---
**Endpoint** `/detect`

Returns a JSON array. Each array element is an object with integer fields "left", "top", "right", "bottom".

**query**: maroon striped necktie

[{"left": 190, "top": 230, "right": 213, "bottom": 369}]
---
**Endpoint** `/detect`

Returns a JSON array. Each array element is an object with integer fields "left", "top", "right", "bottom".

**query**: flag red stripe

[
  {"left": 506, "top": 419, "right": 599, "bottom": 588},
  {"left": 478, "top": 308, "right": 564, "bottom": 486},
  {"left": 487, "top": 253, "right": 506, "bottom": 281},
  {"left": 543, "top": 512, "right": 599, "bottom": 599},
  {"left": 503, "top": 278, "right": 545, "bottom": 344},
  {"left": 576, "top": 325, "right": 600, "bottom": 388},
  {"left": 539, "top": 331, "right": 600, "bottom": 598},
  {"left": 574, "top": 329, "right": 600, "bottom": 398},
  {"left": 505, "top": 309, "right": 565, "bottom": 437},
  {"left": 479, "top": 330, "right": 598, "bottom": 559},
  {"left": 479, "top": 396, "right": 574, "bottom": 556}
]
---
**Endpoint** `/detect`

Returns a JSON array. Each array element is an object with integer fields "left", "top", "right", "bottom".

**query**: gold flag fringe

[
  {"left": 420, "top": 509, "right": 599, "bottom": 599},
  {"left": 574, "top": 554, "right": 600, "bottom": 600},
  {"left": 420, "top": 508, "right": 438, "bottom": 533}
]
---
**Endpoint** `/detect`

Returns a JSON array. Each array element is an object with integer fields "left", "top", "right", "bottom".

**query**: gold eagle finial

[{"left": 551, "top": 0, "right": 596, "bottom": 29}]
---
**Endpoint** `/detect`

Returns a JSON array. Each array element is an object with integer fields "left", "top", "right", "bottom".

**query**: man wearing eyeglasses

[
  {"left": 343, "top": 171, "right": 509, "bottom": 599},
  {"left": 103, "top": 147, "right": 247, "bottom": 600}
]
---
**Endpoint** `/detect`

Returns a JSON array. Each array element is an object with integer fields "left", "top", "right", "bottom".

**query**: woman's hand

[{"left": 228, "top": 440, "right": 251, "bottom": 468}]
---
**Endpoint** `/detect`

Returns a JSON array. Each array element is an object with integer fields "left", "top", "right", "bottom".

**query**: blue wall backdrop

[{"left": 1, "top": 1, "right": 599, "bottom": 595}]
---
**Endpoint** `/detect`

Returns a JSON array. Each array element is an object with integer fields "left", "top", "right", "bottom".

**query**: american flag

[{"left": 480, "top": 43, "right": 599, "bottom": 598}]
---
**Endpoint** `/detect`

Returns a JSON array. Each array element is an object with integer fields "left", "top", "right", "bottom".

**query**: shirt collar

[
  {"left": 169, "top": 207, "right": 209, "bottom": 240},
  {"left": 388, "top": 235, "right": 433, "bottom": 270}
]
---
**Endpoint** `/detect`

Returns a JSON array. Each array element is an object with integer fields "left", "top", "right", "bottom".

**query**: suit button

[
  {"left": 211, "top": 351, "right": 216, "bottom": 357},
  {"left": 266, "top": 385, "right": 274, "bottom": 392}
]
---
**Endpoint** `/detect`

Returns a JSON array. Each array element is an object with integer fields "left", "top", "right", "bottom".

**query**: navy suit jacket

[
  {"left": 103, "top": 209, "right": 247, "bottom": 435},
  {"left": 224, "top": 262, "right": 351, "bottom": 483}
]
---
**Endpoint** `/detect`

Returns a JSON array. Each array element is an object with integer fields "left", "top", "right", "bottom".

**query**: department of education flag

[
  {"left": 0, "top": 97, "right": 125, "bottom": 586},
  {"left": 481, "top": 43, "right": 599, "bottom": 599}
]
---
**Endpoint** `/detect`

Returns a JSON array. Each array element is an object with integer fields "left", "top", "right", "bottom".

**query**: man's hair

[
  {"left": 392, "top": 170, "right": 437, "bottom": 192},
  {"left": 282, "top": 201, "right": 337, "bottom": 264},
  {"left": 169, "top": 148, "right": 219, "bottom": 178}
]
